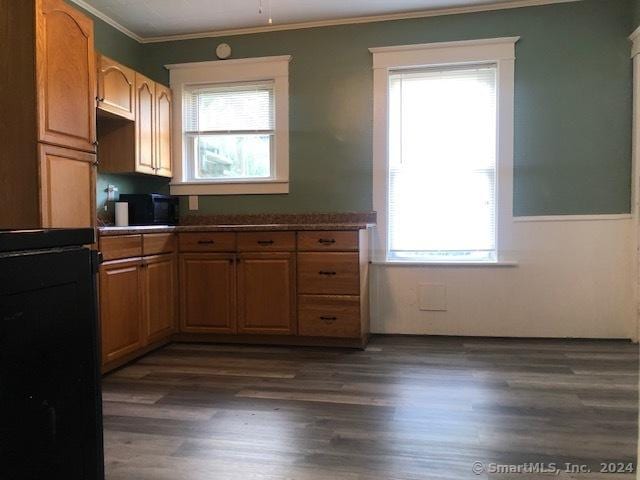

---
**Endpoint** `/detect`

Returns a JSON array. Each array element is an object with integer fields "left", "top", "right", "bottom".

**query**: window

[
  {"left": 168, "top": 56, "right": 290, "bottom": 195},
  {"left": 370, "top": 38, "right": 518, "bottom": 264},
  {"left": 183, "top": 81, "right": 275, "bottom": 182},
  {"left": 388, "top": 64, "right": 497, "bottom": 262}
]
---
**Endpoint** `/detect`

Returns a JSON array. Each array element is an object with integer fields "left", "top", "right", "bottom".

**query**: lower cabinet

[
  {"left": 143, "top": 254, "right": 178, "bottom": 344},
  {"left": 178, "top": 252, "right": 296, "bottom": 336},
  {"left": 99, "top": 228, "right": 370, "bottom": 372},
  {"left": 100, "top": 258, "right": 144, "bottom": 366},
  {"left": 100, "top": 250, "right": 177, "bottom": 371},
  {"left": 179, "top": 253, "right": 236, "bottom": 334},
  {"left": 237, "top": 252, "right": 296, "bottom": 335}
]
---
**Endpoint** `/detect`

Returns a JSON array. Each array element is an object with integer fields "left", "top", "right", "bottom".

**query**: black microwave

[{"left": 118, "top": 194, "right": 179, "bottom": 226}]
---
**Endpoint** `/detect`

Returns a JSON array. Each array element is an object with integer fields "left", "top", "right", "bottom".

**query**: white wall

[{"left": 371, "top": 217, "right": 636, "bottom": 339}]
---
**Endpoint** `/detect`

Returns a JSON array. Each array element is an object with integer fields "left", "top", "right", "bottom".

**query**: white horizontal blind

[
  {"left": 388, "top": 64, "right": 497, "bottom": 262},
  {"left": 183, "top": 81, "right": 274, "bottom": 134}
]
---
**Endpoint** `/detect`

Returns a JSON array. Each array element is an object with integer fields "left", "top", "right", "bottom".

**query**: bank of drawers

[{"left": 296, "top": 231, "right": 363, "bottom": 339}]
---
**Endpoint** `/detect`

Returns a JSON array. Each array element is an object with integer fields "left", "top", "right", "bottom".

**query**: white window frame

[
  {"left": 370, "top": 37, "right": 519, "bottom": 264},
  {"left": 167, "top": 55, "right": 291, "bottom": 195}
]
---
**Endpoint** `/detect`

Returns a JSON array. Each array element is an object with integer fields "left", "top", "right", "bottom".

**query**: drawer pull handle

[
  {"left": 318, "top": 271, "right": 337, "bottom": 276},
  {"left": 257, "top": 240, "right": 275, "bottom": 245},
  {"left": 318, "top": 239, "right": 336, "bottom": 245},
  {"left": 198, "top": 240, "right": 215, "bottom": 245},
  {"left": 320, "top": 316, "right": 337, "bottom": 322}
]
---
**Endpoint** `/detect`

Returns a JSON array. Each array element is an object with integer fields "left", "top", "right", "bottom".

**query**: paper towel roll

[{"left": 115, "top": 202, "right": 129, "bottom": 227}]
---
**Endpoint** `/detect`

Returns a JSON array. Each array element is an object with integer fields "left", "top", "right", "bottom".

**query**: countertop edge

[{"left": 98, "top": 223, "right": 376, "bottom": 236}]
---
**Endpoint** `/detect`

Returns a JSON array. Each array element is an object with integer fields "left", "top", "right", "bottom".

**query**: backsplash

[{"left": 97, "top": 173, "right": 170, "bottom": 225}]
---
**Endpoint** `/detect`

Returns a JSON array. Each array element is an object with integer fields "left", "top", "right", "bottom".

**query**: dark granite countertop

[{"left": 98, "top": 212, "right": 376, "bottom": 237}]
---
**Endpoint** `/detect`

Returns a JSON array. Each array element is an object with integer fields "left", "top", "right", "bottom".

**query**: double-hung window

[
  {"left": 183, "top": 81, "right": 275, "bottom": 182},
  {"left": 168, "top": 56, "right": 290, "bottom": 195},
  {"left": 388, "top": 64, "right": 497, "bottom": 262},
  {"left": 371, "top": 38, "right": 517, "bottom": 264}
]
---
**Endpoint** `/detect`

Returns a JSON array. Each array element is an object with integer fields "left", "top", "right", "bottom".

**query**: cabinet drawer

[
  {"left": 178, "top": 233, "right": 236, "bottom": 252},
  {"left": 297, "top": 253, "right": 360, "bottom": 295},
  {"left": 297, "top": 231, "right": 359, "bottom": 251},
  {"left": 298, "top": 295, "right": 361, "bottom": 338},
  {"left": 143, "top": 233, "right": 176, "bottom": 256},
  {"left": 237, "top": 232, "right": 295, "bottom": 252},
  {"left": 100, "top": 235, "right": 142, "bottom": 261}
]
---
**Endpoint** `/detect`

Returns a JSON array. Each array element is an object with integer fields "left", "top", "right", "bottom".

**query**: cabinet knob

[
  {"left": 318, "top": 239, "right": 336, "bottom": 245},
  {"left": 197, "top": 240, "right": 215, "bottom": 245},
  {"left": 318, "top": 271, "right": 337, "bottom": 276},
  {"left": 257, "top": 240, "right": 274, "bottom": 246}
]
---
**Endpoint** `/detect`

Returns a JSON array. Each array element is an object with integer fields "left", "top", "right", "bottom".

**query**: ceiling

[{"left": 75, "top": 0, "right": 572, "bottom": 41}]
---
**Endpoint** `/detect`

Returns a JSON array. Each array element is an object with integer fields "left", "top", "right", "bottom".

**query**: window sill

[
  {"left": 170, "top": 181, "right": 289, "bottom": 196},
  {"left": 372, "top": 260, "right": 518, "bottom": 267}
]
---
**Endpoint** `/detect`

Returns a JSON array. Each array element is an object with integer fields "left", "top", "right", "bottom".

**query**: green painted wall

[
  {"left": 73, "top": 0, "right": 636, "bottom": 217},
  {"left": 139, "top": 0, "right": 634, "bottom": 216}
]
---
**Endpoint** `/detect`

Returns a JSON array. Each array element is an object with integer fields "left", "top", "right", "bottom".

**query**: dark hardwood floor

[{"left": 102, "top": 336, "right": 638, "bottom": 479}]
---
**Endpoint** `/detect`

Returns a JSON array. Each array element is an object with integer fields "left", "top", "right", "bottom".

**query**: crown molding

[
  {"left": 71, "top": 0, "right": 580, "bottom": 45},
  {"left": 69, "top": 0, "right": 143, "bottom": 43}
]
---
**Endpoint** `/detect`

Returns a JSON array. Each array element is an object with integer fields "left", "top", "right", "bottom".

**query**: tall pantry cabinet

[{"left": 0, "top": 0, "right": 97, "bottom": 228}]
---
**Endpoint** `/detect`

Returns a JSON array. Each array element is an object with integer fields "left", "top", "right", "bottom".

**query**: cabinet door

[
  {"left": 237, "top": 253, "right": 296, "bottom": 335},
  {"left": 155, "top": 83, "right": 173, "bottom": 178},
  {"left": 97, "top": 54, "right": 135, "bottom": 120},
  {"left": 143, "top": 254, "right": 177, "bottom": 344},
  {"left": 135, "top": 73, "right": 155, "bottom": 175},
  {"left": 36, "top": 0, "right": 96, "bottom": 152},
  {"left": 100, "top": 258, "right": 144, "bottom": 365},
  {"left": 180, "top": 254, "right": 236, "bottom": 334},
  {"left": 39, "top": 144, "right": 96, "bottom": 228}
]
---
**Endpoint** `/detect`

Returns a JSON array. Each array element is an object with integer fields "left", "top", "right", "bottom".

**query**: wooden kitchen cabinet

[
  {"left": 36, "top": 0, "right": 97, "bottom": 153},
  {"left": 99, "top": 234, "right": 178, "bottom": 372},
  {"left": 136, "top": 72, "right": 156, "bottom": 175},
  {"left": 155, "top": 83, "right": 173, "bottom": 178},
  {"left": 97, "top": 54, "right": 135, "bottom": 120},
  {"left": 143, "top": 254, "right": 178, "bottom": 344},
  {"left": 100, "top": 258, "right": 145, "bottom": 366},
  {"left": 237, "top": 252, "right": 296, "bottom": 335},
  {"left": 97, "top": 72, "right": 173, "bottom": 178},
  {"left": 180, "top": 254, "right": 237, "bottom": 334},
  {"left": 38, "top": 144, "right": 96, "bottom": 228},
  {"left": 0, "top": 0, "right": 96, "bottom": 228}
]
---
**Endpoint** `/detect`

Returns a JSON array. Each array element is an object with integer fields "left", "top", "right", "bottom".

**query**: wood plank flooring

[{"left": 102, "top": 336, "right": 638, "bottom": 480}]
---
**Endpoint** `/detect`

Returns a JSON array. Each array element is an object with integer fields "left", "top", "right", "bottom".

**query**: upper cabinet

[
  {"left": 155, "top": 84, "right": 173, "bottom": 178},
  {"left": 36, "top": 0, "right": 97, "bottom": 153},
  {"left": 0, "top": 0, "right": 97, "bottom": 228},
  {"left": 97, "top": 66, "right": 173, "bottom": 179},
  {"left": 135, "top": 73, "right": 156, "bottom": 175},
  {"left": 97, "top": 54, "right": 135, "bottom": 120}
]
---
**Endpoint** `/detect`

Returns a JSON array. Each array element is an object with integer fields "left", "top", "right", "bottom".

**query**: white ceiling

[{"left": 75, "top": 0, "right": 555, "bottom": 40}]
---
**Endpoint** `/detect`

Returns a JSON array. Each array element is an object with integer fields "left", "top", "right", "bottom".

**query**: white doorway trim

[{"left": 630, "top": 26, "right": 640, "bottom": 342}]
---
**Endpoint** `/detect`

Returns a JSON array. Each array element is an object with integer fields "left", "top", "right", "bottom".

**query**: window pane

[
  {"left": 191, "top": 134, "right": 271, "bottom": 180},
  {"left": 184, "top": 82, "right": 274, "bottom": 132},
  {"left": 388, "top": 64, "right": 497, "bottom": 262}
]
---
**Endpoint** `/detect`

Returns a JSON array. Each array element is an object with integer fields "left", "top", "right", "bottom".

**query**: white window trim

[
  {"left": 370, "top": 37, "right": 519, "bottom": 264},
  {"left": 167, "top": 55, "right": 291, "bottom": 195}
]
